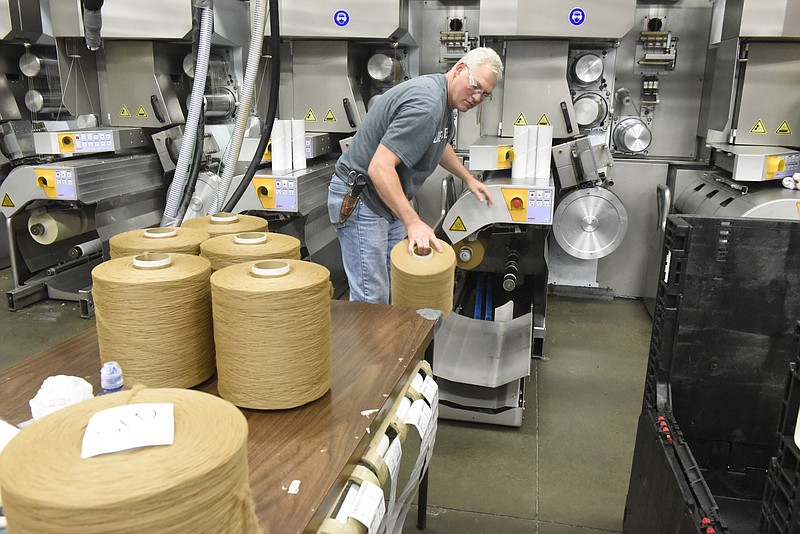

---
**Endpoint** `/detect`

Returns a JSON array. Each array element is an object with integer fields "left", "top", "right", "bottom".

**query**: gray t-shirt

[{"left": 335, "top": 73, "right": 454, "bottom": 222}]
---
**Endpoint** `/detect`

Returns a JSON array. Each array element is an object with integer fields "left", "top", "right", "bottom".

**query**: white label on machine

[{"left": 81, "top": 403, "right": 175, "bottom": 458}]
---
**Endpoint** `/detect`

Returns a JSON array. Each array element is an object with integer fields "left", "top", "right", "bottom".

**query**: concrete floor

[
  {"left": 0, "top": 267, "right": 653, "bottom": 533},
  {"left": 402, "top": 295, "right": 652, "bottom": 534}
]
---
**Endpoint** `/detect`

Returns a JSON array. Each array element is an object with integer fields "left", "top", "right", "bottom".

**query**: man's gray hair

[{"left": 461, "top": 47, "right": 504, "bottom": 83}]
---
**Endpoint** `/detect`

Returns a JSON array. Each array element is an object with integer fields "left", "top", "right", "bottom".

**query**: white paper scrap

[
  {"left": 81, "top": 403, "right": 175, "bottom": 459},
  {"left": 288, "top": 480, "right": 301, "bottom": 494}
]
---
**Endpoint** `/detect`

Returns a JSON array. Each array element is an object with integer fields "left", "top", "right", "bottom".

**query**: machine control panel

[
  {"left": 501, "top": 187, "right": 554, "bottom": 224},
  {"left": 68, "top": 131, "right": 115, "bottom": 153},
  {"left": 33, "top": 128, "right": 150, "bottom": 156},
  {"left": 252, "top": 177, "right": 298, "bottom": 212},
  {"left": 34, "top": 167, "right": 78, "bottom": 200},
  {"left": 710, "top": 144, "right": 800, "bottom": 182}
]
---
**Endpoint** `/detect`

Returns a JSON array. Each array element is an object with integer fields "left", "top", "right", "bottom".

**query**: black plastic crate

[
  {"left": 625, "top": 215, "right": 800, "bottom": 533},
  {"left": 760, "top": 323, "right": 800, "bottom": 533},
  {"left": 625, "top": 406, "right": 728, "bottom": 533}
]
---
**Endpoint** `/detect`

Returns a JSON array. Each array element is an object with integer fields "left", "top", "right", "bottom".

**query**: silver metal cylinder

[
  {"left": 573, "top": 93, "right": 608, "bottom": 129},
  {"left": 69, "top": 239, "right": 104, "bottom": 259},
  {"left": 570, "top": 53, "right": 604, "bottom": 87},
  {"left": 25, "top": 89, "right": 63, "bottom": 114},
  {"left": 183, "top": 53, "right": 226, "bottom": 79},
  {"left": 613, "top": 118, "right": 652, "bottom": 153},
  {"left": 502, "top": 251, "right": 520, "bottom": 292},
  {"left": 185, "top": 87, "right": 237, "bottom": 120},
  {"left": 19, "top": 51, "right": 58, "bottom": 78},
  {"left": 203, "top": 88, "right": 237, "bottom": 119},
  {"left": 367, "top": 54, "right": 402, "bottom": 82}
]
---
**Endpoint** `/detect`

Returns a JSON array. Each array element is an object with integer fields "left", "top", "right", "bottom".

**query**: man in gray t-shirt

[{"left": 327, "top": 47, "right": 504, "bottom": 304}]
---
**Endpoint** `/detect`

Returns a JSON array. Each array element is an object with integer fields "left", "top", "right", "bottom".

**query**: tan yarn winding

[
  {"left": 91, "top": 253, "right": 215, "bottom": 389},
  {"left": 211, "top": 259, "right": 332, "bottom": 409},
  {"left": 109, "top": 227, "right": 210, "bottom": 258},
  {"left": 181, "top": 212, "right": 267, "bottom": 237},
  {"left": 390, "top": 239, "right": 456, "bottom": 318},
  {"left": 0, "top": 387, "right": 261, "bottom": 533},
  {"left": 200, "top": 232, "right": 301, "bottom": 271},
  {"left": 453, "top": 236, "right": 487, "bottom": 270}
]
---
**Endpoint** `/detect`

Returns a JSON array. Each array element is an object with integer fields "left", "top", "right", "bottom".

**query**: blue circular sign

[
  {"left": 333, "top": 10, "right": 350, "bottom": 27},
  {"left": 569, "top": 8, "right": 586, "bottom": 26}
]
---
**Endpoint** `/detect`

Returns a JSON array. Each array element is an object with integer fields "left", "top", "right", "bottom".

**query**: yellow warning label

[
  {"left": 324, "top": 110, "right": 337, "bottom": 122},
  {"left": 305, "top": 109, "right": 317, "bottom": 122},
  {"left": 1, "top": 193, "right": 13, "bottom": 208},
  {"left": 536, "top": 114, "right": 551, "bottom": 126},
  {"left": 449, "top": 216, "right": 467, "bottom": 232},
  {"left": 776, "top": 120, "right": 793, "bottom": 135},
  {"left": 514, "top": 113, "right": 528, "bottom": 126},
  {"left": 750, "top": 119, "right": 767, "bottom": 134},
  {"left": 136, "top": 105, "right": 148, "bottom": 118},
  {"left": 118, "top": 105, "right": 131, "bottom": 118}
]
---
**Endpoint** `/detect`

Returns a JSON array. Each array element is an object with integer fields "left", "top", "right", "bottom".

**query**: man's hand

[
  {"left": 465, "top": 177, "right": 494, "bottom": 205},
  {"left": 406, "top": 219, "right": 443, "bottom": 255}
]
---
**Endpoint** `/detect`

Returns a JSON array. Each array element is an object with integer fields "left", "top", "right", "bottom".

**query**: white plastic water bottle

[{"left": 99, "top": 361, "right": 124, "bottom": 395}]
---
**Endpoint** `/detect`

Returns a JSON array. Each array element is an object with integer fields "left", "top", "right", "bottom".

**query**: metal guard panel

[
  {"left": 480, "top": 0, "right": 636, "bottom": 39},
  {"left": 433, "top": 312, "right": 533, "bottom": 388},
  {"left": 442, "top": 183, "right": 554, "bottom": 243}
]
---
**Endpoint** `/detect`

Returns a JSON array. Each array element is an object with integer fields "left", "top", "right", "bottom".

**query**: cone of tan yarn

[
  {"left": 91, "top": 253, "right": 215, "bottom": 388},
  {"left": 390, "top": 239, "right": 456, "bottom": 318},
  {"left": 182, "top": 212, "right": 267, "bottom": 237},
  {"left": 109, "top": 227, "right": 210, "bottom": 259},
  {"left": 200, "top": 232, "right": 301, "bottom": 271},
  {"left": 211, "top": 259, "right": 331, "bottom": 409},
  {"left": 0, "top": 387, "right": 262, "bottom": 533}
]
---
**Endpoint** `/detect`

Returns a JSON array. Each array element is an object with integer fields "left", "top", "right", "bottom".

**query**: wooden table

[{"left": 0, "top": 300, "right": 435, "bottom": 533}]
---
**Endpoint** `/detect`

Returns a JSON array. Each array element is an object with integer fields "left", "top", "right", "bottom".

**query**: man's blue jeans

[{"left": 327, "top": 174, "right": 405, "bottom": 304}]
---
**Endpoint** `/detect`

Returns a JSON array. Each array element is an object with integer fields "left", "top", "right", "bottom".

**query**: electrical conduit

[
  {"left": 222, "top": 0, "right": 280, "bottom": 213},
  {"left": 211, "top": 0, "right": 268, "bottom": 214},
  {"left": 161, "top": 5, "right": 214, "bottom": 227}
]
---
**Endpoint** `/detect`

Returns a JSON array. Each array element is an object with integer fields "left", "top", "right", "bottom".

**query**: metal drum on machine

[{"left": 552, "top": 187, "right": 629, "bottom": 261}]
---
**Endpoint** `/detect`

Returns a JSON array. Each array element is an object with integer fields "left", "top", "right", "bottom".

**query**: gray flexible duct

[
  {"left": 210, "top": 0, "right": 268, "bottom": 213},
  {"left": 161, "top": 7, "right": 214, "bottom": 227}
]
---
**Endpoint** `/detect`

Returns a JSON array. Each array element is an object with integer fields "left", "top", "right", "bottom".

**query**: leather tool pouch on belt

[{"left": 339, "top": 174, "right": 367, "bottom": 224}]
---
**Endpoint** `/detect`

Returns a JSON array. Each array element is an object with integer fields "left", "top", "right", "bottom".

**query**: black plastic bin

[
  {"left": 624, "top": 215, "right": 800, "bottom": 534},
  {"left": 760, "top": 322, "right": 800, "bottom": 533}
]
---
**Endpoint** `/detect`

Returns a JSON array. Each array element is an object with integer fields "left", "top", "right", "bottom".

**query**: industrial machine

[
  {"left": 427, "top": 0, "right": 635, "bottom": 426},
  {"left": 0, "top": 0, "right": 49, "bottom": 270},
  {"left": 0, "top": 0, "right": 247, "bottom": 314}
]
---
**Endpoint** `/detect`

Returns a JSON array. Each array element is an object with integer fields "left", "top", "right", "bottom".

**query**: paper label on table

[
  {"left": 420, "top": 375, "right": 439, "bottom": 406},
  {"left": 81, "top": 403, "right": 175, "bottom": 458},
  {"left": 349, "top": 480, "right": 385, "bottom": 533}
]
